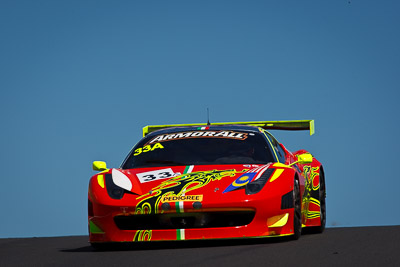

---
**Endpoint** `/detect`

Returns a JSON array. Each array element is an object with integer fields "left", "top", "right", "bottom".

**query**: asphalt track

[{"left": 1, "top": 226, "right": 399, "bottom": 267}]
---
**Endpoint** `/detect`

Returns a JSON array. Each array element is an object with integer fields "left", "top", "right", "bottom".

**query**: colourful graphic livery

[{"left": 88, "top": 120, "right": 325, "bottom": 248}]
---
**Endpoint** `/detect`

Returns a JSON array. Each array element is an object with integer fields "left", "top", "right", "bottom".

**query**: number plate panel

[{"left": 136, "top": 168, "right": 179, "bottom": 183}]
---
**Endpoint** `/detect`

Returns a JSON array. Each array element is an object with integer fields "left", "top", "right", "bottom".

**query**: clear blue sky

[{"left": 1, "top": 0, "right": 399, "bottom": 238}]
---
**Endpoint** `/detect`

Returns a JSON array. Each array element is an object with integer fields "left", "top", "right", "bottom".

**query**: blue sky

[{"left": 1, "top": 0, "right": 399, "bottom": 238}]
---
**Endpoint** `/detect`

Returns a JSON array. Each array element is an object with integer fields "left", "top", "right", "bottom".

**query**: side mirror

[
  {"left": 93, "top": 161, "right": 107, "bottom": 171},
  {"left": 289, "top": 153, "right": 313, "bottom": 166}
]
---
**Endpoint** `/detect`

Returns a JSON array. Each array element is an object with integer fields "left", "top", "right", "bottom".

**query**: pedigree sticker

[{"left": 161, "top": 195, "right": 203, "bottom": 202}]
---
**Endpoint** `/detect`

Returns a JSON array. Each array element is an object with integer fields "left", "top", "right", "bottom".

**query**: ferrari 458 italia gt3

[{"left": 88, "top": 120, "right": 326, "bottom": 247}]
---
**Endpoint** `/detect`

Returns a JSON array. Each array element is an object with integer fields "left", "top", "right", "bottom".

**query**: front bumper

[{"left": 89, "top": 199, "right": 295, "bottom": 243}]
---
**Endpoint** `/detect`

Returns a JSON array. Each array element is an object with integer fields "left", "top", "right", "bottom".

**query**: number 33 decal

[
  {"left": 136, "top": 168, "right": 180, "bottom": 183},
  {"left": 141, "top": 171, "right": 173, "bottom": 181}
]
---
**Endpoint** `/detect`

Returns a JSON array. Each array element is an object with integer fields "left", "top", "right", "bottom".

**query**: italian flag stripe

[
  {"left": 175, "top": 166, "right": 193, "bottom": 240},
  {"left": 197, "top": 127, "right": 209, "bottom": 130},
  {"left": 175, "top": 201, "right": 184, "bottom": 213},
  {"left": 177, "top": 229, "right": 185, "bottom": 240},
  {"left": 183, "top": 165, "right": 194, "bottom": 174},
  {"left": 183, "top": 165, "right": 190, "bottom": 174},
  {"left": 176, "top": 165, "right": 194, "bottom": 214}
]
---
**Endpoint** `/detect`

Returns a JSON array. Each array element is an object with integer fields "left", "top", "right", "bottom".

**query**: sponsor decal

[
  {"left": 135, "top": 168, "right": 241, "bottom": 215},
  {"left": 223, "top": 173, "right": 256, "bottom": 193},
  {"left": 136, "top": 168, "right": 180, "bottom": 183},
  {"left": 161, "top": 194, "right": 203, "bottom": 202},
  {"left": 148, "top": 131, "right": 248, "bottom": 144},
  {"left": 223, "top": 165, "right": 270, "bottom": 193},
  {"left": 134, "top": 142, "right": 164, "bottom": 156}
]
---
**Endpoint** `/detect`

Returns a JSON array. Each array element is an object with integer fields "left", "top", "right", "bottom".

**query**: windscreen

[{"left": 121, "top": 130, "right": 275, "bottom": 169}]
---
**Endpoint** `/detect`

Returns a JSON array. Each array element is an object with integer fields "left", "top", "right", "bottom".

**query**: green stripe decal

[
  {"left": 183, "top": 165, "right": 190, "bottom": 174},
  {"left": 89, "top": 221, "right": 104, "bottom": 234},
  {"left": 177, "top": 229, "right": 185, "bottom": 240}
]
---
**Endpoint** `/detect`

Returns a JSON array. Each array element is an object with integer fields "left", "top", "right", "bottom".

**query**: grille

[
  {"left": 114, "top": 211, "right": 255, "bottom": 230},
  {"left": 281, "top": 190, "right": 294, "bottom": 209}
]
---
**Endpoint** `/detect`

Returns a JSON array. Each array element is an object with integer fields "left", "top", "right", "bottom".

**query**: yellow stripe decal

[
  {"left": 263, "top": 131, "right": 280, "bottom": 162},
  {"left": 267, "top": 213, "right": 289, "bottom": 227},
  {"left": 307, "top": 211, "right": 321, "bottom": 219},
  {"left": 269, "top": 169, "right": 285, "bottom": 182},
  {"left": 97, "top": 175, "right": 105, "bottom": 188},
  {"left": 310, "top": 197, "right": 320, "bottom": 206},
  {"left": 273, "top": 163, "right": 291, "bottom": 168}
]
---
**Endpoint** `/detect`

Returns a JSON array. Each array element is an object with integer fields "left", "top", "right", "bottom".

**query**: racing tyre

[
  {"left": 307, "top": 168, "right": 326, "bottom": 234},
  {"left": 291, "top": 179, "right": 302, "bottom": 240}
]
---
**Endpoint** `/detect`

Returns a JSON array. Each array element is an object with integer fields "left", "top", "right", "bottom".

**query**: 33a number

[{"left": 134, "top": 143, "right": 164, "bottom": 156}]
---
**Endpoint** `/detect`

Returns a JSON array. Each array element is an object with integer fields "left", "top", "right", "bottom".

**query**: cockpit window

[{"left": 121, "top": 130, "right": 275, "bottom": 169}]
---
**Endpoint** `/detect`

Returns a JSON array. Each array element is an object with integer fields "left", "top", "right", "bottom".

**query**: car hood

[
  {"left": 94, "top": 163, "right": 293, "bottom": 215},
  {"left": 112, "top": 163, "right": 275, "bottom": 197}
]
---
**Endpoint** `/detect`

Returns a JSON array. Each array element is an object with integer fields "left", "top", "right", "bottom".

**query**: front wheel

[
  {"left": 291, "top": 179, "right": 302, "bottom": 240},
  {"left": 316, "top": 169, "right": 326, "bottom": 233}
]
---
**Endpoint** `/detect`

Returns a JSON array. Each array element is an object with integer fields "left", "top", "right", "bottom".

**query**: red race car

[{"left": 88, "top": 120, "right": 326, "bottom": 247}]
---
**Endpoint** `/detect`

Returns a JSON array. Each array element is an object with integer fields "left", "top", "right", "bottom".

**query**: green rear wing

[{"left": 142, "top": 120, "right": 315, "bottom": 137}]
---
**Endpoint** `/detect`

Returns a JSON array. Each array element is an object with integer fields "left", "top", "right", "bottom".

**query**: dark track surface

[{"left": 1, "top": 226, "right": 399, "bottom": 267}]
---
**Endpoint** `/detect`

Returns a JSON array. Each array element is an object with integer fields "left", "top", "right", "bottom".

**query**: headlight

[
  {"left": 105, "top": 174, "right": 125, "bottom": 199},
  {"left": 104, "top": 169, "right": 133, "bottom": 200}
]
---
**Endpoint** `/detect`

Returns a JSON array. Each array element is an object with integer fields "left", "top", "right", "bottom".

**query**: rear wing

[{"left": 142, "top": 120, "right": 314, "bottom": 137}]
